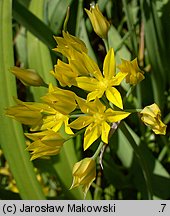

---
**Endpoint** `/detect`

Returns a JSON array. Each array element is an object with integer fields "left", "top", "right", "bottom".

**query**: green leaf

[
  {"left": 0, "top": 0, "right": 45, "bottom": 200},
  {"left": 45, "top": 0, "right": 74, "bottom": 34},
  {"left": 13, "top": 0, "right": 56, "bottom": 49},
  {"left": 119, "top": 122, "right": 170, "bottom": 199},
  {"left": 108, "top": 25, "right": 131, "bottom": 64},
  {"left": 140, "top": 0, "right": 168, "bottom": 106},
  {"left": 27, "top": 0, "right": 56, "bottom": 101}
]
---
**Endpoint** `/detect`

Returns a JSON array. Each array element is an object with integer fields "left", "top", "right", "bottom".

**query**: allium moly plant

[{"left": 6, "top": 4, "right": 167, "bottom": 199}]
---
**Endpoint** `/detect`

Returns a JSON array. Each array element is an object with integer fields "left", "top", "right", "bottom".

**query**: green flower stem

[
  {"left": 158, "top": 136, "right": 170, "bottom": 162},
  {"left": 66, "top": 128, "right": 86, "bottom": 141},
  {"left": 123, "top": 85, "right": 136, "bottom": 103},
  {"left": 63, "top": 6, "right": 70, "bottom": 32},
  {"left": 158, "top": 145, "right": 168, "bottom": 162},
  {"left": 70, "top": 114, "right": 87, "bottom": 118},
  {"left": 125, "top": 108, "right": 142, "bottom": 113},
  {"left": 92, "top": 141, "right": 105, "bottom": 160},
  {"left": 120, "top": 122, "right": 153, "bottom": 200},
  {"left": 103, "top": 38, "right": 109, "bottom": 52},
  {"left": 101, "top": 95, "right": 111, "bottom": 109}
]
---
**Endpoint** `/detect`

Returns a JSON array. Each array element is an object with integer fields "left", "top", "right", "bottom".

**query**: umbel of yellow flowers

[{"left": 5, "top": 3, "right": 167, "bottom": 199}]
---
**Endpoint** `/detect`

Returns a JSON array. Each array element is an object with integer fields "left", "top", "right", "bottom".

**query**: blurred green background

[{"left": 0, "top": 0, "right": 170, "bottom": 200}]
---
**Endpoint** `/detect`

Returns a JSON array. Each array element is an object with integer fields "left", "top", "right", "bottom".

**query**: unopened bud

[
  {"left": 85, "top": 4, "right": 110, "bottom": 39},
  {"left": 10, "top": 66, "right": 47, "bottom": 87}
]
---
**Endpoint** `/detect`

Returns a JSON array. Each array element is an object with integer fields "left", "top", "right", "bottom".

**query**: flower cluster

[{"left": 6, "top": 4, "right": 167, "bottom": 198}]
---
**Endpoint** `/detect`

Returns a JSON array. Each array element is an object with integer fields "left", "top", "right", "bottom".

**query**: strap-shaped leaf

[
  {"left": 13, "top": 0, "right": 56, "bottom": 49},
  {"left": 0, "top": 0, "right": 45, "bottom": 199}
]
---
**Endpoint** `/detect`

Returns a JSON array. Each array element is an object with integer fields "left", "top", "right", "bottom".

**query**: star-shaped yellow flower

[
  {"left": 69, "top": 97, "right": 130, "bottom": 150},
  {"left": 75, "top": 48, "right": 127, "bottom": 109}
]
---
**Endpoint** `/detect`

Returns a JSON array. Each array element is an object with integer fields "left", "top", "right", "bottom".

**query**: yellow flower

[
  {"left": 41, "top": 84, "right": 77, "bottom": 115},
  {"left": 140, "top": 103, "right": 167, "bottom": 135},
  {"left": 25, "top": 130, "right": 65, "bottom": 160},
  {"left": 85, "top": 4, "right": 110, "bottom": 39},
  {"left": 6, "top": 85, "right": 77, "bottom": 134},
  {"left": 70, "top": 157, "right": 96, "bottom": 198},
  {"left": 53, "top": 31, "right": 87, "bottom": 60},
  {"left": 76, "top": 48, "right": 127, "bottom": 109},
  {"left": 10, "top": 66, "right": 47, "bottom": 87},
  {"left": 69, "top": 97, "right": 130, "bottom": 150},
  {"left": 51, "top": 60, "right": 77, "bottom": 87},
  {"left": 52, "top": 46, "right": 94, "bottom": 87},
  {"left": 117, "top": 58, "right": 144, "bottom": 85},
  {"left": 51, "top": 31, "right": 89, "bottom": 86},
  {"left": 5, "top": 99, "right": 44, "bottom": 130}
]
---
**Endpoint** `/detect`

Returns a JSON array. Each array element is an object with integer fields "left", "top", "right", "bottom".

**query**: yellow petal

[
  {"left": 153, "top": 122, "right": 167, "bottom": 135},
  {"left": 93, "top": 97, "right": 106, "bottom": 113},
  {"left": 110, "top": 72, "right": 127, "bottom": 86},
  {"left": 76, "top": 77, "right": 99, "bottom": 91},
  {"left": 62, "top": 31, "right": 87, "bottom": 53},
  {"left": 106, "top": 108, "right": 131, "bottom": 122},
  {"left": 41, "top": 115, "right": 63, "bottom": 132},
  {"left": 25, "top": 131, "right": 49, "bottom": 141},
  {"left": 84, "top": 124, "right": 101, "bottom": 150},
  {"left": 52, "top": 60, "right": 77, "bottom": 87},
  {"left": 87, "top": 90, "right": 104, "bottom": 101},
  {"left": 140, "top": 103, "right": 160, "bottom": 117},
  {"left": 103, "top": 48, "right": 115, "bottom": 79},
  {"left": 42, "top": 86, "right": 76, "bottom": 115},
  {"left": 105, "top": 87, "right": 123, "bottom": 109},
  {"left": 6, "top": 106, "right": 42, "bottom": 126},
  {"left": 69, "top": 116, "right": 93, "bottom": 130},
  {"left": 64, "top": 117, "right": 74, "bottom": 135},
  {"left": 27, "top": 140, "right": 61, "bottom": 160},
  {"left": 76, "top": 97, "right": 97, "bottom": 114},
  {"left": 81, "top": 52, "right": 102, "bottom": 80},
  {"left": 101, "top": 121, "right": 110, "bottom": 143}
]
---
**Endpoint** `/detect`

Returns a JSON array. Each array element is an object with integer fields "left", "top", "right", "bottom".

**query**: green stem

[
  {"left": 92, "top": 141, "right": 105, "bottom": 160},
  {"left": 122, "top": 0, "right": 138, "bottom": 55},
  {"left": 103, "top": 38, "right": 109, "bottom": 52},
  {"left": 70, "top": 114, "right": 87, "bottom": 118},
  {"left": 120, "top": 122, "right": 153, "bottom": 200},
  {"left": 123, "top": 85, "right": 136, "bottom": 103},
  {"left": 158, "top": 145, "right": 168, "bottom": 162},
  {"left": 63, "top": 6, "right": 70, "bottom": 32},
  {"left": 68, "top": 128, "right": 86, "bottom": 140},
  {"left": 125, "top": 108, "right": 142, "bottom": 113}
]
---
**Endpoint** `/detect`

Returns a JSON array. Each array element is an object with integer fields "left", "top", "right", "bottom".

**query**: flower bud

[
  {"left": 140, "top": 103, "right": 167, "bottom": 135},
  {"left": 85, "top": 4, "right": 110, "bottom": 39},
  {"left": 70, "top": 157, "right": 96, "bottom": 198},
  {"left": 10, "top": 66, "right": 47, "bottom": 87},
  {"left": 117, "top": 58, "right": 144, "bottom": 85}
]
